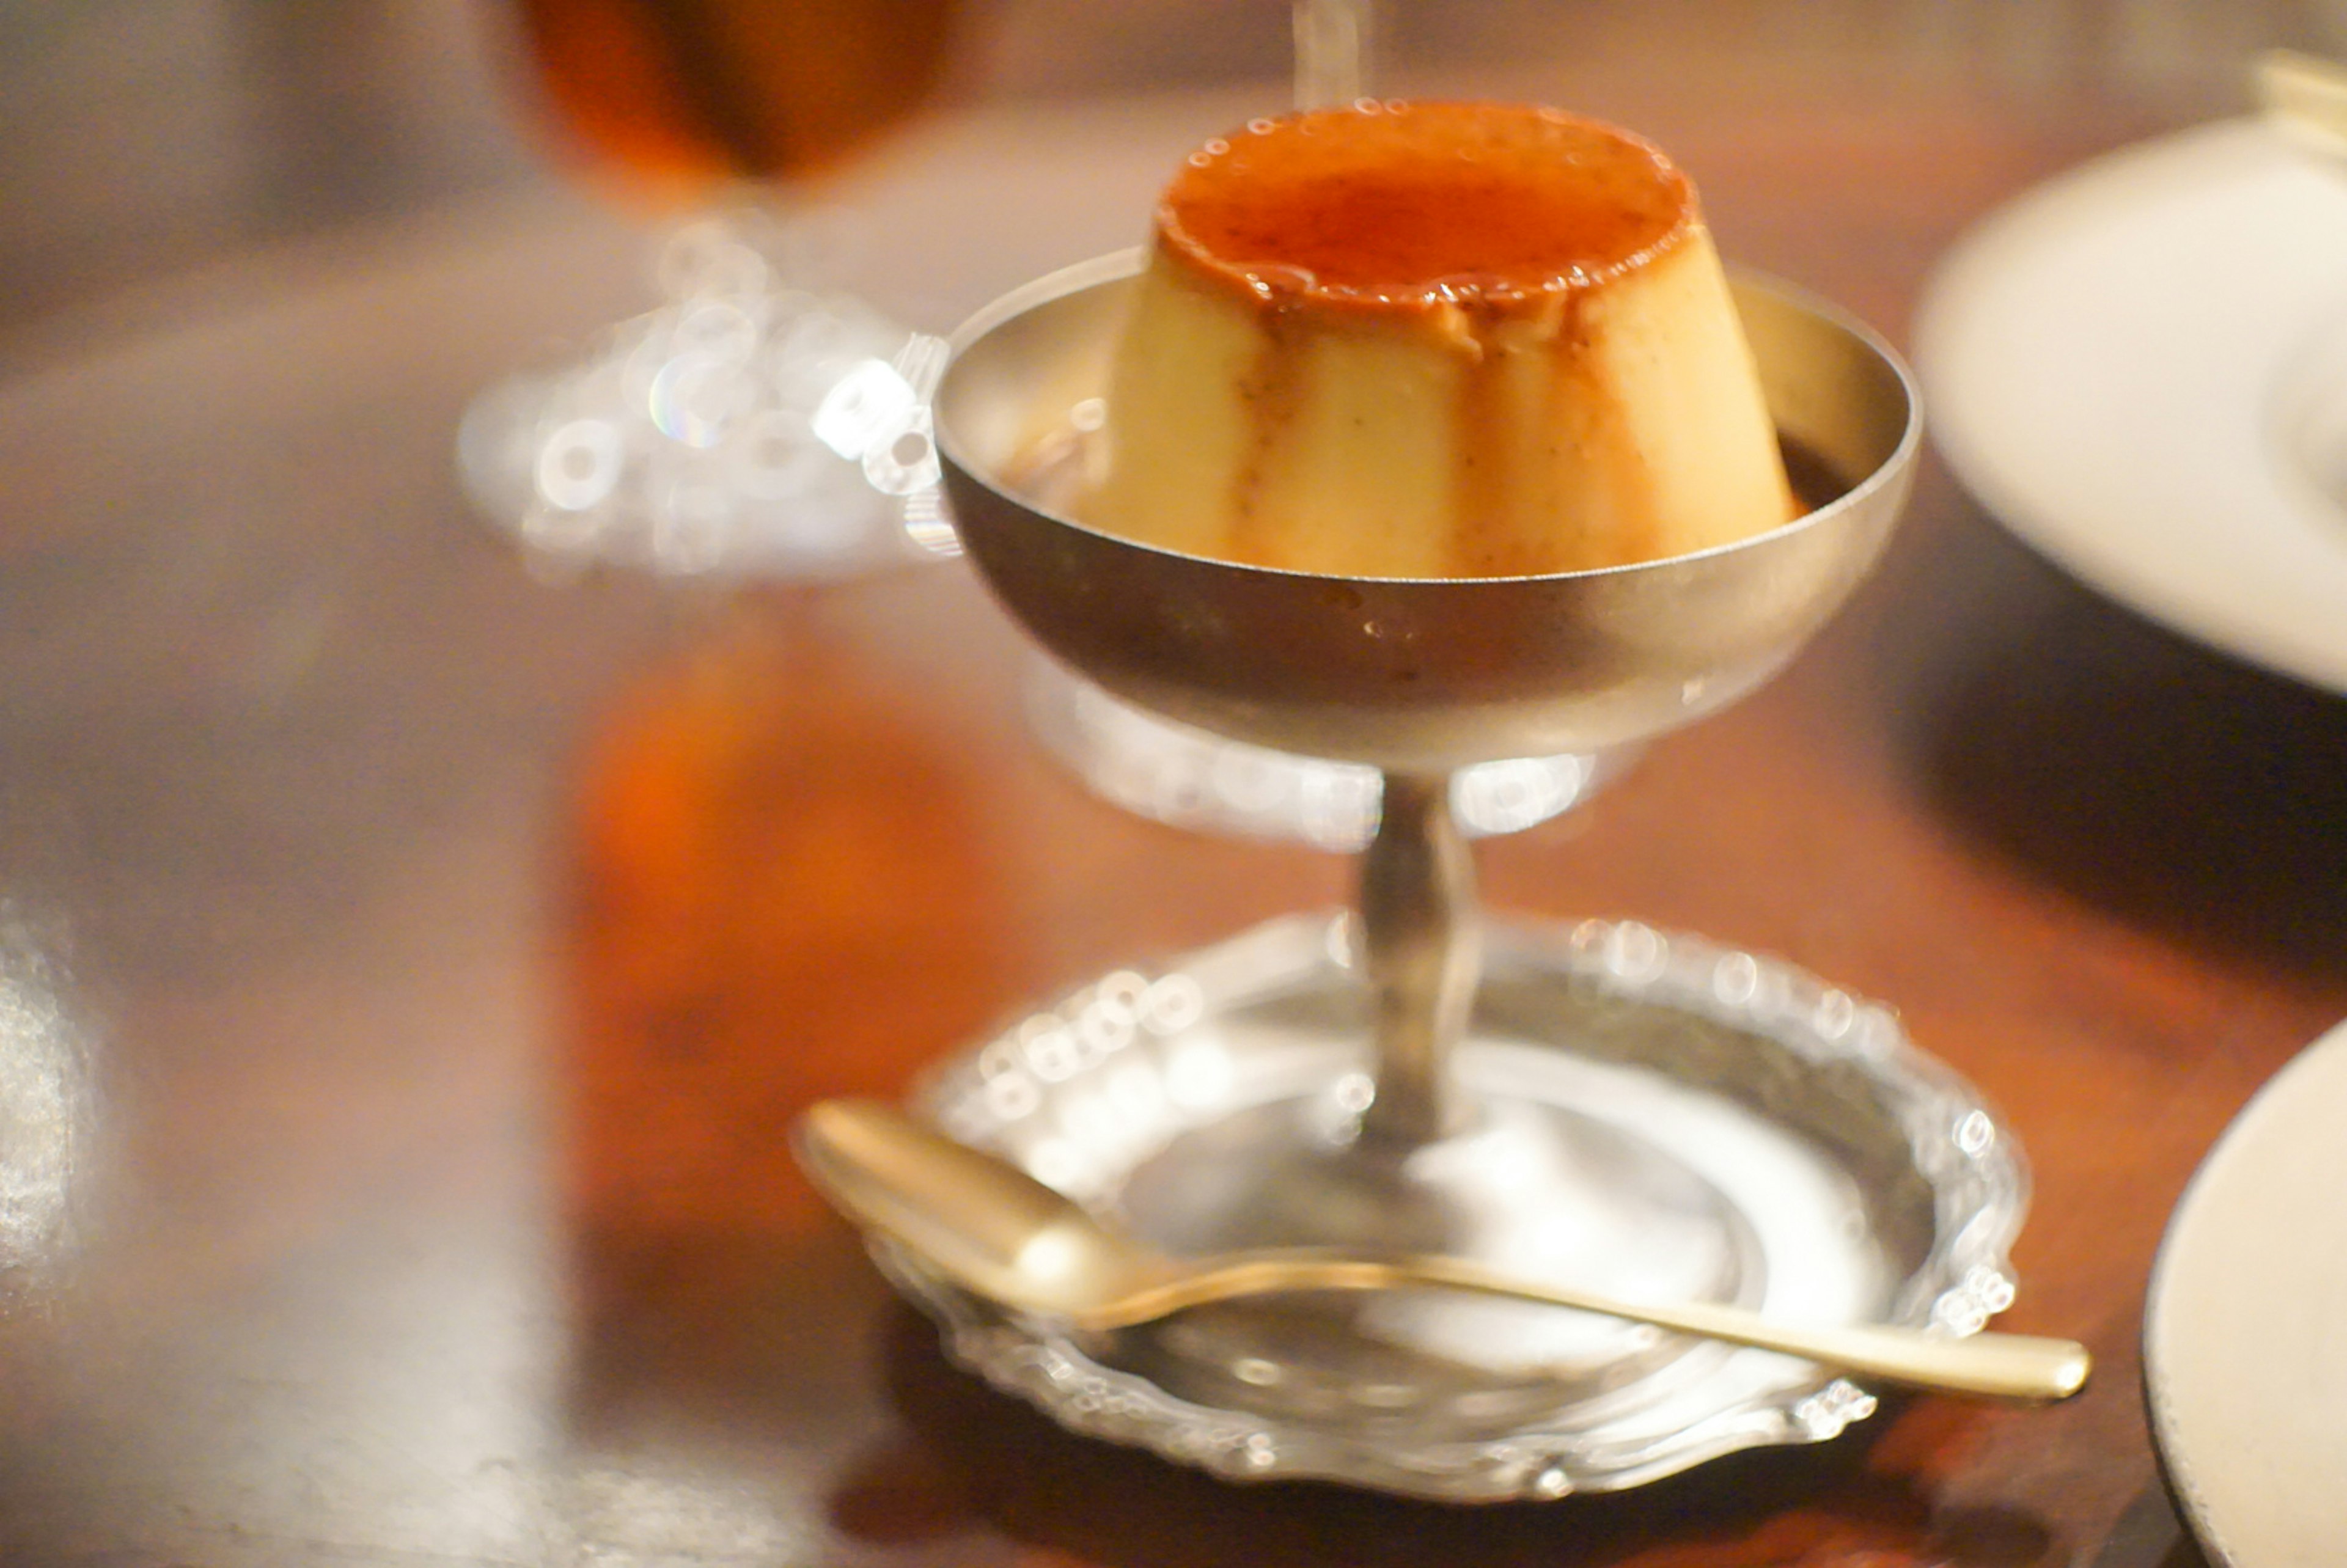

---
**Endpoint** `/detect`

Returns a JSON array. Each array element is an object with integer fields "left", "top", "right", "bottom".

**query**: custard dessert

[{"left": 1081, "top": 101, "right": 1796, "bottom": 577}]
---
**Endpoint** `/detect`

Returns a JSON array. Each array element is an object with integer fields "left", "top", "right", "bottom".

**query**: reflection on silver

[
  {"left": 1024, "top": 661, "right": 1628, "bottom": 848},
  {"left": 894, "top": 913, "right": 2029, "bottom": 1501},
  {"left": 457, "top": 211, "right": 957, "bottom": 581},
  {"left": 0, "top": 908, "right": 92, "bottom": 1300}
]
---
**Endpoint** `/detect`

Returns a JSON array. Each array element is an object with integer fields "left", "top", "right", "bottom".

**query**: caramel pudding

[{"left": 1080, "top": 101, "right": 1797, "bottom": 577}]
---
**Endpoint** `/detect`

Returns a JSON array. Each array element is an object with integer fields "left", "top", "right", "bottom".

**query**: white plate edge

[
  {"left": 1914, "top": 117, "right": 2347, "bottom": 695},
  {"left": 2142, "top": 1014, "right": 2347, "bottom": 1568}
]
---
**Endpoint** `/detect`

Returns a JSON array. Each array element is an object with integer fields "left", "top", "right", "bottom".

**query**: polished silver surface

[
  {"left": 935, "top": 249, "right": 1921, "bottom": 774},
  {"left": 1021, "top": 659, "right": 1628, "bottom": 849},
  {"left": 892, "top": 914, "right": 2027, "bottom": 1500}
]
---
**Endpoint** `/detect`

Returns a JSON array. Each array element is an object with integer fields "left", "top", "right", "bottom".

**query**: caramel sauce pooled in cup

[{"left": 1082, "top": 101, "right": 1796, "bottom": 578}]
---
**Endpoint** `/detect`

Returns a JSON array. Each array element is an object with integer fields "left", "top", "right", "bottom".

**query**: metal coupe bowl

[{"left": 935, "top": 249, "right": 1919, "bottom": 774}]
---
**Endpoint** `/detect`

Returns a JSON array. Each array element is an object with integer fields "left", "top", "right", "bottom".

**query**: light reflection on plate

[
  {"left": 1917, "top": 118, "right": 2347, "bottom": 694},
  {"left": 2145, "top": 1017, "right": 2347, "bottom": 1568}
]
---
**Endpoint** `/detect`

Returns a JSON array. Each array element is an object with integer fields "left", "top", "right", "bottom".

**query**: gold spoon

[{"left": 794, "top": 1099, "right": 2090, "bottom": 1405}]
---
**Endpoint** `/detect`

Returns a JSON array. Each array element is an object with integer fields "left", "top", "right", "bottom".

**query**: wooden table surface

[{"left": 4, "top": 6, "right": 2345, "bottom": 1564}]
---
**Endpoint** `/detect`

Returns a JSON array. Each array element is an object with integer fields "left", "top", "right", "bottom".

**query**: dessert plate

[
  {"left": 883, "top": 913, "right": 2028, "bottom": 1501},
  {"left": 1916, "top": 118, "right": 2347, "bottom": 694},
  {"left": 2145, "top": 1017, "right": 2347, "bottom": 1568}
]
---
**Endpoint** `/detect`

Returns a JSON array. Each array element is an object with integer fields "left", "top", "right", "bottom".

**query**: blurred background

[
  {"left": 5, "top": 4, "right": 2347, "bottom": 1563},
  {"left": 5, "top": 0, "right": 2343, "bottom": 350}
]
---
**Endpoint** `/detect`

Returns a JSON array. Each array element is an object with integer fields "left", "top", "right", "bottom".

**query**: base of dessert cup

[
  {"left": 885, "top": 912, "right": 2027, "bottom": 1501},
  {"left": 1022, "top": 658, "right": 1631, "bottom": 849}
]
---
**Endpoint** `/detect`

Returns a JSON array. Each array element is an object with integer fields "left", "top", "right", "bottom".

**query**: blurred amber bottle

[{"left": 510, "top": 0, "right": 961, "bottom": 199}]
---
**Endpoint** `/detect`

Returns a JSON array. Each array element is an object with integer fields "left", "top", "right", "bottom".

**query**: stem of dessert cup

[{"left": 1358, "top": 771, "right": 1481, "bottom": 1146}]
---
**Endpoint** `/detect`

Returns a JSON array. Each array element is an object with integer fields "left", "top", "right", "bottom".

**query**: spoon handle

[{"left": 1093, "top": 1251, "right": 2089, "bottom": 1404}]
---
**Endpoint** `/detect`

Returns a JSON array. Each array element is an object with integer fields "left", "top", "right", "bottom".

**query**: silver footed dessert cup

[
  {"left": 937, "top": 249, "right": 1918, "bottom": 1149},
  {"left": 903, "top": 247, "right": 2033, "bottom": 1494}
]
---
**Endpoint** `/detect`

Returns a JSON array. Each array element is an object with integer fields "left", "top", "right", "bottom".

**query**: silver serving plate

[{"left": 886, "top": 913, "right": 2027, "bottom": 1501}]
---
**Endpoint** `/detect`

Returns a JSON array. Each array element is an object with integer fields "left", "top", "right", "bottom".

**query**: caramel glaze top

[{"left": 1156, "top": 101, "right": 1696, "bottom": 322}]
